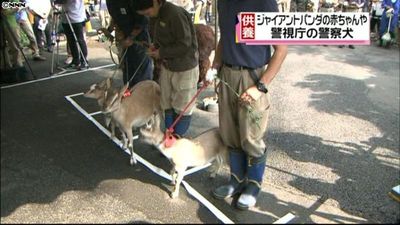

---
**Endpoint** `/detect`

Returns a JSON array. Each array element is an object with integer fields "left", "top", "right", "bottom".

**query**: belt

[
  {"left": 223, "top": 63, "right": 261, "bottom": 84},
  {"left": 224, "top": 63, "right": 254, "bottom": 71}
]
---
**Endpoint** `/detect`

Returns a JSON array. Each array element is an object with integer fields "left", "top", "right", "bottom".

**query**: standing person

[
  {"left": 319, "top": 0, "right": 339, "bottom": 12},
  {"left": 378, "top": 0, "right": 400, "bottom": 46},
  {"left": 106, "top": 0, "right": 153, "bottom": 88},
  {"left": 16, "top": 8, "right": 46, "bottom": 61},
  {"left": 338, "top": 0, "right": 365, "bottom": 49},
  {"left": 27, "top": 0, "right": 52, "bottom": 52},
  {"left": 290, "top": 0, "right": 308, "bottom": 12},
  {"left": 211, "top": 0, "right": 287, "bottom": 210},
  {"left": 1, "top": 0, "right": 29, "bottom": 81},
  {"left": 60, "top": 0, "right": 89, "bottom": 69},
  {"left": 370, "top": 0, "right": 384, "bottom": 40},
  {"left": 135, "top": 0, "right": 199, "bottom": 137},
  {"left": 98, "top": 0, "right": 110, "bottom": 28}
]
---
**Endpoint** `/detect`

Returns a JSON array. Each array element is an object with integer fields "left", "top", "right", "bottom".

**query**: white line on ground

[
  {"left": 273, "top": 213, "right": 296, "bottom": 224},
  {"left": 1, "top": 64, "right": 115, "bottom": 90}
]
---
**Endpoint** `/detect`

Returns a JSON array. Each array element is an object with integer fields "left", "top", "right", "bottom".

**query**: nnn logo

[{"left": 1, "top": 2, "right": 26, "bottom": 9}]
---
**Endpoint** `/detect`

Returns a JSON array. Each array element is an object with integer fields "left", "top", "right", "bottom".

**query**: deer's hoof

[
  {"left": 130, "top": 157, "right": 137, "bottom": 166},
  {"left": 170, "top": 191, "right": 179, "bottom": 199}
]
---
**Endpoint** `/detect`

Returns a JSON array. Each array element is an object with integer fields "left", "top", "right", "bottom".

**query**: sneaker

[
  {"left": 64, "top": 62, "right": 81, "bottom": 70},
  {"left": 64, "top": 56, "right": 73, "bottom": 65},
  {"left": 338, "top": 45, "right": 345, "bottom": 48},
  {"left": 79, "top": 61, "right": 90, "bottom": 69},
  {"left": 33, "top": 55, "right": 46, "bottom": 61},
  {"left": 349, "top": 45, "right": 355, "bottom": 49}
]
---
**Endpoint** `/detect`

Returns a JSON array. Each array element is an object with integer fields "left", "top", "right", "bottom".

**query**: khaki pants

[
  {"left": 2, "top": 23, "right": 23, "bottom": 68},
  {"left": 18, "top": 20, "right": 40, "bottom": 57},
  {"left": 218, "top": 65, "right": 271, "bottom": 158},
  {"left": 99, "top": 10, "right": 110, "bottom": 28},
  {"left": 160, "top": 65, "right": 199, "bottom": 115},
  {"left": 320, "top": 7, "right": 335, "bottom": 12}
]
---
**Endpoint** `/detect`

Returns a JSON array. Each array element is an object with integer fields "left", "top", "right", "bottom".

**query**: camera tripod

[{"left": 49, "top": 4, "right": 89, "bottom": 76}]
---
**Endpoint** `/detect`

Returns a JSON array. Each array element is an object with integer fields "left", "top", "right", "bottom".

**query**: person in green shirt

[{"left": 1, "top": 0, "right": 29, "bottom": 81}]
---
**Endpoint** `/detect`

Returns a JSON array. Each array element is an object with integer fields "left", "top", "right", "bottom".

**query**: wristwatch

[{"left": 256, "top": 81, "right": 268, "bottom": 93}]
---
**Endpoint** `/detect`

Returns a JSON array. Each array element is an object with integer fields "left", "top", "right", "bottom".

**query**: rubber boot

[
  {"left": 237, "top": 153, "right": 267, "bottom": 210},
  {"left": 173, "top": 114, "right": 191, "bottom": 137},
  {"left": 164, "top": 109, "right": 175, "bottom": 130},
  {"left": 213, "top": 150, "right": 247, "bottom": 199}
]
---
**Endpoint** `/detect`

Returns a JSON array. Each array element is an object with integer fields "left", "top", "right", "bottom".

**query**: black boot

[
  {"left": 213, "top": 150, "right": 247, "bottom": 199},
  {"left": 237, "top": 153, "right": 267, "bottom": 210}
]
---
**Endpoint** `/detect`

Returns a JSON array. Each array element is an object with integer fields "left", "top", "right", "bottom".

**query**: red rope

[{"left": 167, "top": 81, "right": 209, "bottom": 134}]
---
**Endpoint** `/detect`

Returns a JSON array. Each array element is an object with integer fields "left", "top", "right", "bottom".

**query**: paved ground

[{"left": 1, "top": 20, "right": 399, "bottom": 223}]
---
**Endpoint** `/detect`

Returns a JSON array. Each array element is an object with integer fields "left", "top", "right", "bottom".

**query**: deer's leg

[
  {"left": 110, "top": 121, "right": 116, "bottom": 138},
  {"left": 170, "top": 166, "right": 186, "bottom": 199},
  {"left": 126, "top": 128, "right": 137, "bottom": 165},
  {"left": 170, "top": 167, "right": 177, "bottom": 185},
  {"left": 210, "top": 155, "right": 222, "bottom": 178},
  {"left": 119, "top": 128, "right": 128, "bottom": 149}
]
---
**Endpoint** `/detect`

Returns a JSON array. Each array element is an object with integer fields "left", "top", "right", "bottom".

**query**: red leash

[{"left": 164, "top": 81, "right": 210, "bottom": 147}]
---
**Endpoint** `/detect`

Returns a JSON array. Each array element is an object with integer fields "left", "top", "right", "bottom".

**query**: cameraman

[{"left": 56, "top": 0, "right": 89, "bottom": 69}]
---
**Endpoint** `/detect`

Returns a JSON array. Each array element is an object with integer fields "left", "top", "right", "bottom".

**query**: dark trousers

[
  {"left": 370, "top": 11, "right": 381, "bottom": 34},
  {"left": 33, "top": 15, "right": 52, "bottom": 49},
  {"left": 123, "top": 44, "right": 153, "bottom": 88},
  {"left": 62, "top": 22, "right": 88, "bottom": 65}
]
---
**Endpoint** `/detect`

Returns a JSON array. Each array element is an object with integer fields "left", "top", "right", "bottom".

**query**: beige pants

[
  {"left": 3, "top": 23, "right": 23, "bottom": 68},
  {"left": 99, "top": 10, "right": 110, "bottom": 28},
  {"left": 160, "top": 65, "right": 199, "bottom": 115},
  {"left": 18, "top": 20, "right": 40, "bottom": 57},
  {"left": 218, "top": 65, "right": 271, "bottom": 158},
  {"left": 320, "top": 7, "right": 335, "bottom": 12}
]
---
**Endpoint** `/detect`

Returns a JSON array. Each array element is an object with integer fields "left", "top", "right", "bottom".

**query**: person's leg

[
  {"left": 71, "top": 22, "right": 88, "bottom": 65},
  {"left": 3, "top": 22, "right": 25, "bottom": 82},
  {"left": 19, "top": 20, "right": 45, "bottom": 60},
  {"left": 33, "top": 14, "right": 44, "bottom": 49},
  {"left": 213, "top": 66, "right": 248, "bottom": 199},
  {"left": 159, "top": 65, "right": 174, "bottom": 131},
  {"left": 44, "top": 18, "right": 53, "bottom": 51},
  {"left": 62, "top": 23, "right": 80, "bottom": 66},
  {"left": 170, "top": 66, "right": 199, "bottom": 136},
  {"left": 290, "top": 0, "right": 297, "bottom": 12},
  {"left": 236, "top": 67, "right": 271, "bottom": 210}
]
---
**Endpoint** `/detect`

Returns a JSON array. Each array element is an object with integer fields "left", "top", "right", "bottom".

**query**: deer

[
  {"left": 102, "top": 80, "right": 162, "bottom": 165},
  {"left": 139, "top": 113, "right": 228, "bottom": 199},
  {"left": 84, "top": 78, "right": 162, "bottom": 165}
]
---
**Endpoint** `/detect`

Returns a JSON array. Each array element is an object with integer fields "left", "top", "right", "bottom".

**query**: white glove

[{"left": 205, "top": 68, "right": 218, "bottom": 83}]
